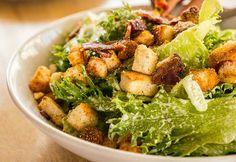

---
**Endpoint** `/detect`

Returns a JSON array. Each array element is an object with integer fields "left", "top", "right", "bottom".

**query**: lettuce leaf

[
  {"left": 205, "top": 83, "right": 236, "bottom": 99},
  {"left": 192, "top": 141, "right": 236, "bottom": 156},
  {"left": 199, "top": 0, "right": 223, "bottom": 23},
  {"left": 108, "top": 88, "right": 236, "bottom": 156}
]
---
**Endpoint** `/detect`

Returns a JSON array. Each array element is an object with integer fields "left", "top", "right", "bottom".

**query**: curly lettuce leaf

[
  {"left": 98, "top": 3, "right": 139, "bottom": 42},
  {"left": 108, "top": 88, "right": 236, "bottom": 156},
  {"left": 205, "top": 83, "right": 236, "bottom": 99},
  {"left": 204, "top": 28, "right": 236, "bottom": 51}
]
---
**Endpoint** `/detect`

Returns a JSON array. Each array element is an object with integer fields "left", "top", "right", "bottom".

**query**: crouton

[
  {"left": 134, "top": 30, "right": 154, "bottom": 46},
  {"left": 218, "top": 61, "right": 236, "bottom": 83},
  {"left": 64, "top": 65, "right": 87, "bottom": 83},
  {"left": 50, "top": 72, "right": 63, "bottom": 83},
  {"left": 103, "top": 138, "right": 117, "bottom": 148},
  {"left": 132, "top": 45, "right": 158, "bottom": 75},
  {"left": 79, "top": 126, "right": 104, "bottom": 144},
  {"left": 68, "top": 47, "right": 86, "bottom": 66},
  {"left": 33, "top": 92, "right": 45, "bottom": 101},
  {"left": 190, "top": 68, "right": 220, "bottom": 92},
  {"left": 152, "top": 25, "right": 174, "bottom": 45},
  {"left": 38, "top": 96, "right": 65, "bottom": 126},
  {"left": 29, "top": 66, "right": 51, "bottom": 92},
  {"left": 209, "top": 41, "right": 236, "bottom": 67},
  {"left": 86, "top": 57, "right": 108, "bottom": 78},
  {"left": 119, "top": 141, "right": 141, "bottom": 153},
  {"left": 67, "top": 103, "right": 98, "bottom": 131},
  {"left": 120, "top": 71, "right": 158, "bottom": 96},
  {"left": 101, "top": 51, "right": 121, "bottom": 71}
]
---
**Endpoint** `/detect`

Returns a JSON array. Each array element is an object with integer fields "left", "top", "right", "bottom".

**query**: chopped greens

[{"left": 98, "top": 3, "right": 139, "bottom": 42}]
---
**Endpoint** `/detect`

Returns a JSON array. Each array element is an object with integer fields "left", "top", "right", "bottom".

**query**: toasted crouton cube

[
  {"left": 29, "top": 66, "right": 51, "bottom": 92},
  {"left": 190, "top": 68, "right": 220, "bottom": 92},
  {"left": 103, "top": 138, "right": 117, "bottom": 148},
  {"left": 209, "top": 41, "right": 236, "bottom": 67},
  {"left": 68, "top": 48, "right": 86, "bottom": 66},
  {"left": 218, "top": 61, "right": 236, "bottom": 83},
  {"left": 153, "top": 25, "right": 174, "bottom": 45},
  {"left": 64, "top": 65, "right": 87, "bottom": 83},
  {"left": 86, "top": 57, "right": 108, "bottom": 78},
  {"left": 119, "top": 141, "right": 141, "bottom": 153},
  {"left": 101, "top": 51, "right": 121, "bottom": 71},
  {"left": 134, "top": 30, "right": 154, "bottom": 46},
  {"left": 120, "top": 71, "right": 158, "bottom": 96},
  {"left": 67, "top": 103, "right": 98, "bottom": 131},
  {"left": 33, "top": 92, "right": 45, "bottom": 101},
  {"left": 38, "top": 96, "right": 65, "bottom": 126},
  {"left": 79, "top": 126, "right": 104, "bottom": 144},
  {"left": 132, "top": 45, "right": 158, "bottom": 75}
]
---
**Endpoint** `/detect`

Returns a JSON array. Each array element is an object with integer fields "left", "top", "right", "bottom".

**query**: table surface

[{"left": 0, "top": 0, "right": 235, "bottom": 162}]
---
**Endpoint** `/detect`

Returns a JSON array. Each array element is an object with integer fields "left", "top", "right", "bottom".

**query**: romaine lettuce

[{"left": 108, "top": 88, "right": 236, "bottom": 156}]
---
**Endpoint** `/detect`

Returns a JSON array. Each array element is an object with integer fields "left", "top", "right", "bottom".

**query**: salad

[{"left": 29, "top": 0, "right": 236, "bottom": 156}]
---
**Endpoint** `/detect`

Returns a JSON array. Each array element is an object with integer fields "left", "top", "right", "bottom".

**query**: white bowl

[{"left": 7, "top": 6, "right": 236, "bottom": 162}]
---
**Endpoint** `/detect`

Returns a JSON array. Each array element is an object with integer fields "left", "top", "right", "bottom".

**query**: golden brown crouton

[
  {"left": 101, "top": 51, "right": 121, "bottom": 71},
  {"left": 134, "top": 30, "right": 154, "bottom": 46},
  {"left": 190, "top": 68, "right": 220, "bottom": 92},
  {"left": 29, "top": 66, "right": 51, "bottom": 92},
  {"left": 152, "top": 25, "right": 174, "bottom": 45},
  {"left": 33, "top": 92, "right": 45, "bottom": 101},
  {"left": 64, "top": 65, "right": 87, "bottom": 83},
  {"left": 68, "top": 48, "right": 86, "bottom": 66},
  {"left": 132, "top": 45, "right": 158, "bottom": 75},
  {"left": 103, "top": 138, "right": 117, "bottom": 148},
  {"left": 218, "top": 61, "right": 236, "bottom": 83},
  {"left": 38, "top": 96, "right": 65, "bottom": 126},
  {"left": 79, "top": 126, "right": 104, "bottom": 144},
  {"left": 67, "top": 103, "right": 98, "bottom": 131},
  {"left": 119, "top": 141, "right": 141, "bottom": 153},
  {"left": 120, "top": 71, "right": 158, "bottom": 97},
  {"left": 209, "top": 41, "right": 236, "bottom": 67},
  {"left": 86, "top": 57, "right": 108, "bottom": 78}
]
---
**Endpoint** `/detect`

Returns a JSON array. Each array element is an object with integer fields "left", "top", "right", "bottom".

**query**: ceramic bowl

[{"left": 7, "top": 6, "right": 236, "bottom": 162}]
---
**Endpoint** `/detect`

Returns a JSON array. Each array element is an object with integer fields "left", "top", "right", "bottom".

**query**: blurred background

[{"left": 0, "top": 0, "right": 236, "bottom": 162}]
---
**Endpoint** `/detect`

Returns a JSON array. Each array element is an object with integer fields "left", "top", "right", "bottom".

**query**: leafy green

[
  {"left": 204, "top": 29, "right": 236, "bottom": 51},
  {"left": 192, "top": 141, "right": 236, "bottom": 156},
  {"left": 199, "top": 0, "right": 223, "bottom": 23},
  {"left": 50, "top": 45, "right": 70, "bottom": 72},
  {"left": 205, "top": 83, "right": 236, "bottom": 99},
  {"left": 98, "top": 3, "right": 139, "bottom": 42},
  {"left": 108, "top": 87, "right": 236, "bottom": 156}
]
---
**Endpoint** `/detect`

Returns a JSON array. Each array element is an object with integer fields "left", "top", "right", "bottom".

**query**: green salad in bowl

[{"left": 28, "top": 0, "right": 236, "bottom": 157}]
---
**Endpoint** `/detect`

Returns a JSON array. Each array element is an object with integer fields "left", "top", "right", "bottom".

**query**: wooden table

[
  {"left": 0, "top": 0, "right": 235, "bottom": 161},
  {"left": 0, "top": 0, "right": 148, "bottom": 161}
]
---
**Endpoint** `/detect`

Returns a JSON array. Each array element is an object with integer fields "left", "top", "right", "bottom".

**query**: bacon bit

[
  {"left": 152, "top": 54, "right": 185, "bottom": 85},
  {"left": 136, "top": 10, "right": 171, "bottom": 25},
  {"left": 95, "top": 50, "right": 112, "bottom": 58},
  {"left": 124, "top": 24, "right": 132, "bottom": 40},
  {"left": 162, "top": 0, "right": 182, "bottom": 17},
  {"left": 181, "top": 6, "right": 199, "bottom": 24},
  {"left": 180, "top": 0, "right": 203, "bottom": 14},
  {"left": 68, "top": 21, "right": 82, "bottom": 39}
]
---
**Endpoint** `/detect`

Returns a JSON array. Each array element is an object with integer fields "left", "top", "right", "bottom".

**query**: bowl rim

[{"left": 6, "top": 5, "right": 236, "bottom": 161}]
